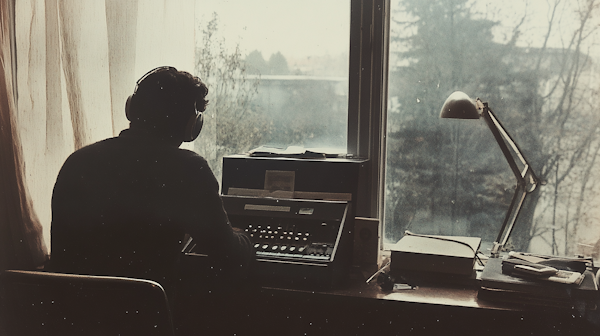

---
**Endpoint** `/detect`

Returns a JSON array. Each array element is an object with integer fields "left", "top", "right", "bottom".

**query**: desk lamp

[{"left": 440, "top": 91, "right": 540, "bottom": 257}]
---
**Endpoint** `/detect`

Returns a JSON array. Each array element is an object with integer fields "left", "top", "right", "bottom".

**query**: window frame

[{"left": 347, "top": 0, "right": 389, "bottom": 226}]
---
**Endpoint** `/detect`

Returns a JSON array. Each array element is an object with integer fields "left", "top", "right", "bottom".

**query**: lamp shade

[{"left": 439, "top": 91, "right": 480, "bottom": 119}]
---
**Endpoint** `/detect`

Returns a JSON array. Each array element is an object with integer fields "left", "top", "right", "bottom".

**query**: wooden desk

[
  {"left": 175, "top": 265, "right": 600, "bottom": 336},
  {"left": 236, "top": 265, "right": 595, "bottom": 336},
  {"left": 262, "top": 266, "right": 501, "bottom": 309}
]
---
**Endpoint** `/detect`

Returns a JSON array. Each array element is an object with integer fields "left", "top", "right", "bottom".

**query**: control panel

[
  {"left": 243, "top": 215, "right": 340, "bottom": 262},
  {"left": 222, "top": 195, "right": 352, "bottom": 287}
]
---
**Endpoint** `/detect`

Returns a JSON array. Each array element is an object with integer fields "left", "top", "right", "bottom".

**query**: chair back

[{"left": 0, "top": 270, "right": 175, "bottom": 336}]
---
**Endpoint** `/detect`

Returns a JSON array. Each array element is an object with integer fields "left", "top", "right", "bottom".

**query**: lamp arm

[
  {"left": 482, "top": 103, "right": 539, "bottom": 185},
  {"left": 491, "top": 183, "right": 528, "bottom": 256},
  {"left": 479, "top": 102, "right": 540, "bottom": 256}
]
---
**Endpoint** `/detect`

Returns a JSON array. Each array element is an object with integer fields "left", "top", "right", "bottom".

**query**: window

[
  {"left": 384, "top": 0, "right": 600, "bottom": 257},
  {"left": 11, "top": 1, "right": 353, "bottom": 250},
  {"left": 193, "top": 0, "right": 350, "bottom": 181}
]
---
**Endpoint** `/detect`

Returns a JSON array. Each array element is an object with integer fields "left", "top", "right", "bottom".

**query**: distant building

[{"left": 248, "top": 75, "right": 348, "bottom": 148}]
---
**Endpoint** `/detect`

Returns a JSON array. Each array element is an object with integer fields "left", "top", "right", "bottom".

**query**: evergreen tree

[
  {"left": 245, "top": 50, "right": 268, "bottom": 75},
  {"left": 386, "top": 0, "right": 539, "bottom": 246},
  {"left": 267, "top": 52, "right": 290, "bottom": 75}
]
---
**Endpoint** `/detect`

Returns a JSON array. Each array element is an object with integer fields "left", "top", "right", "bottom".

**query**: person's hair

[{"left": 129, "top": 67, "right": 208, "bottom": 140}]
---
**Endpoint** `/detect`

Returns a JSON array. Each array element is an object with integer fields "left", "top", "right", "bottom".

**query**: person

[{"left": 49, "top": 67, "right": 255, "bottom": 304}]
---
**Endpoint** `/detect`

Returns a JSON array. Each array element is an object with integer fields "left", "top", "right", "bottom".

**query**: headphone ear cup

[
  {"left": 125, "top": 95, "right": 134, "bottom": 121},
  {"left": 183, "top": 112, "right": 203, "bottom": 142}
]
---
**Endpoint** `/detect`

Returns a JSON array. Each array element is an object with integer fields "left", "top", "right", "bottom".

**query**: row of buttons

[
  {"left": 253, "top": 243, "right": 331, "bottom": 260},
  {"left": 249, "top": 234, "right": 308, "bottom": 241},
  {"left": 248, "top": 225, "right": 279, "bottom": 229},
  {"left": 245, "top": 225, "right": 311, "bottom": 242},
  {"left": 246, "top": 229, "right": 310, "bottom": 237},
  {"left": 253, "top": 243, "right": 306, "bottom": 253},
  {"left": 245, "top": 225, "right": 310, "bottom": 236}
]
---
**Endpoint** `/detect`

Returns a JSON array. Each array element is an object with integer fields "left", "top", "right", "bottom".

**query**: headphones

[{"left": 125, "top": 66, "right": 204, "bottom": 142}]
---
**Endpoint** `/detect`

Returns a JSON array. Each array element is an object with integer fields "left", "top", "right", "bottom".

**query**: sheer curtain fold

[
  {"left": 106, "top": 0, "right": 138, "bottom": 136},
  {"left": 10, "top": 0, "right": 196, "bottom": 255},
  {"left": 58, "top": 0, "right": 88, "bottom": 150},
  {"left": 1, "top": 0, "right": 47, "bottom": 271},
  {"left": 45, "top": 0, "right": 64, "bottom": 154}
]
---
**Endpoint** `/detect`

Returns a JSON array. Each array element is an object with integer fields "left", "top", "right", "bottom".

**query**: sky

[
  {"left": 195, "top": 0, "right": 350, "bottom": 59},
  {"left": 195, "top": 0, "right": 599, "bottom": 61},
  {"left": 474, "top": 0, "right": 599, "bottom": 53}
]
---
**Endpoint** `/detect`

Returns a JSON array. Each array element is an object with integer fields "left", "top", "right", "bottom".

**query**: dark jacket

[{"left": 50, "top": 128, "right": 254, "bottom": 293}]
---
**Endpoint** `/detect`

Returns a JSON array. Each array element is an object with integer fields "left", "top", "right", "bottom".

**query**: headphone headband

[{"left": 134, "top": 66, "right": 178, "bottom": 94}]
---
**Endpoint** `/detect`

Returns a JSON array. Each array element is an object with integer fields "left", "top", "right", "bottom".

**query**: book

[
  {"left": 480, "top": 258, "right": 574, "bottom": 299},
  {"left": 395, "top": 268, "right": 481, "bottom": 288},
  {"left": 506, "top": 251, "right": 590, "bottom": 273},
  {"left": 390, "top": 233, "right": 481, "bottom": 276},
  {"left": 478, "top": 286, "right": 576, "bottom": 309},
  {"left": 502, "top": 259, "right": 585, "bottom": 285}
]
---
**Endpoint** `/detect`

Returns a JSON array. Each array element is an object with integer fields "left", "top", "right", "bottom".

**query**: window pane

[
  {"left": 384, "top": 0, "right": 600, "bottom": 257},
  {"left": 193, "top": 0, "right": 350, "bottom": 180}
]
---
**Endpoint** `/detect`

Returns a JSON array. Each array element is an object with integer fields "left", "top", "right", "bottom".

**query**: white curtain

[
  {"left": 1, "top": 0, "right": 47, "bottom": 271},
  {"left": 14, "top": 0, "right": 196, "bottom": 252}
]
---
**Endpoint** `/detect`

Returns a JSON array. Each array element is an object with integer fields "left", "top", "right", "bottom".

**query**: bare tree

[
  {"left": 524, "top": 0, "right": 600, "bottom": 255},
  {"left": 193, "top": 14, "right": 268, "bottom": 181}
]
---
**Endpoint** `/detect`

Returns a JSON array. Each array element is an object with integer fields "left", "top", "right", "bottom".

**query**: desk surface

[
  {"left": 261, "top": 265, "right": 520, "bottom": 311},
  {"left": 177, "top": 263, "right": 599, "bottom": 335},
  {"left": 242, "top": 265, "right": 598, "bottom": 336}
]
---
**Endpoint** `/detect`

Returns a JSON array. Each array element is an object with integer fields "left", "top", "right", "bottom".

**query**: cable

[{"left": 366, "top": 259, "right": 391, "bottom": 284}]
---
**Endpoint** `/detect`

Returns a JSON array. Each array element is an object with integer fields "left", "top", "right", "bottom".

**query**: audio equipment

[
  {"left": 216, "top": 155, "right": 367, "bottom": 288},
  {"left": 222, "top": 195, "right": 351, "bottom": 288},
  {"left": 183, "top": 105, "right": 204, "bottom": 142},
  {"left": 125, "top": 66, "right": 203, "bottom": 142}
]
